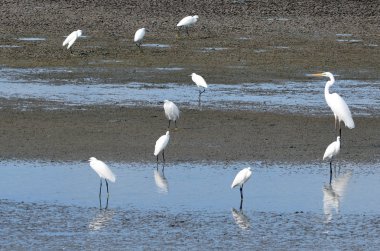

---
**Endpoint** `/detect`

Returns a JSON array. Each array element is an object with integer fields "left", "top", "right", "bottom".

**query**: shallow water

[
  {"left": 0, "top": 160, "right": 379, "bottom": 249},
  {"left": 0, "top": 67, "right": 379, "bottom": 115}
]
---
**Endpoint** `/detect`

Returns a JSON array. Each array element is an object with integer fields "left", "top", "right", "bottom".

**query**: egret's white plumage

[
  {"left": 177, "top": 15, "right": 199, "bottom": 27},
  {"left": 231, "top": 167, "right": 252, "bottom": 210},
  {"left": 89, "top": 157, "right": 116, "bottom": 182},
  {"left": 134, "top": 28, "right": 146, "bottom": 47},
  {"left": 191, "top": 73, "right": 208, "bottom": 89},
  {"left": 154, "top": 131, "right": 170, "bottom": 162},
  {"left": 323, "top": 136, "right": 341, "bottom": 161},
  {"left": 323, "top": 136, "right": 340, "bottom": 184},
  {"left": 312, "top": 72, "right": 355, "bottom": 133},
  {"left": 231, "top": 167, "right": 252, "bottom": 189},
  {"left": 62, "top": 30, "right": 82, "bottom": 49},
  {"left": 164, "top": 100, "right": 180, "bottom": 128}
]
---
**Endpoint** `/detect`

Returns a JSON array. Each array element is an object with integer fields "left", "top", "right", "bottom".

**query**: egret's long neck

[{"left": 324, "top": 76, "right": 335, "bottom": 98}]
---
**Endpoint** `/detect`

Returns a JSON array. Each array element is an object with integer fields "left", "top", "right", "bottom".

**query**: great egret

[
  {"left": 163, "top": 100, "right": 180, "bottom": 129},
  {"left": 312, "top": 72, "right": 355, "bottom": 137},
  {"left": 323, "top": 136, "right": 340, "bottom": 184},
  {"left": 62, "top": 29, "right": 82, "bottom": 50},
  {"left": 134, "top": 28, "right": 146, "bottom": 48},
  {"left": 154, "top": 131, "right": 170, "bottom": 163},
  {"left": 88, "top": 157, "right": 116, "bottom": 209},
  {"left": 231, "top": 167, "right": 252, "bottom": 210},
  {"left": 191, "top": 73, "right": 208, "bottom": 106},
  {"left": 177, "top": 15, "right": 199, "bottom": 36}
]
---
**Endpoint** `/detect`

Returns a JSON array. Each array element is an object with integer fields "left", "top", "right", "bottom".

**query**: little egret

[
  {"left": 231, "top": 167, "right": 252, "bottom": 210},
  {"left": 134, "top": 28, "right": 146, "bottom": 48},
  {"left": 323, "top": 136, "right": 341, "bottom": 184},
  {"left": 88, "top": 157, "right": 116, "bottom": 209},
  {"left": 177, "top": 15, "right": 199, "bottom": 36},
  {"left": 191, "top": 73, "right": 208, "bottom": 106},
  {"left": 154, "top": 131, "right": 170, "bottom": 163},
  {"left": 62, "top": 29, "right": 82, "bottom": 50},
  {"left": 163, "top": 100, "right": 180, "bottom": 129},
  {"left": 311, "top": 72, "right": 355, "bottom": 137}
]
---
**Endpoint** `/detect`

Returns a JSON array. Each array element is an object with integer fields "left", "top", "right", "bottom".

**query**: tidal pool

[
  {"left": 0, "top": 160, "right": 379, "bottom": 249},
  {"left": 0, "top": 67, "right": 379, "bottom": 115}
]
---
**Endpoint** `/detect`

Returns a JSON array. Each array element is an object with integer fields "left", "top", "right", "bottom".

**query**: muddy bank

[
  {"left": 0, "top": 106, "right": 378, "bottom": 163},
  {"left": 0, "top": 0, "right": 379, "bottom": 83}
]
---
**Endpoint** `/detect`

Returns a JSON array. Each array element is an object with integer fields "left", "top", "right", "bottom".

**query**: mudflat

[{"left": 0, "top": 0, "right": 379, "bottom": 163}]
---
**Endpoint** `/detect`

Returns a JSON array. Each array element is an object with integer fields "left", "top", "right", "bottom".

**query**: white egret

[
  {"left": 134, "top": 28, "right": 146, "bottom": 48},
  {"left": 323, "top": 136, "right": 340, "bottom": 184},
  {"left": 88, "top": 157, "right": 116, "bottom": 208},
  {"left": 311, "top": 72, "right": 355, "bottom": 137},
  {"left": 62, "top": 29, "right": 82, "bottom": 50},
  {"left": 231, "top": 167, "right": 252, "bottom": 210},
  {"left": 163, "top": 100, "right": 180, "bottom": 129},
  {"left": 177, "top": 15, "right": 199, "bottom": 36},
  {"left": 154, "top": 131, "right": 170, "bottom": 163},
  {"left": 191, "top": 73, "right": 208, "bottom": 106}
]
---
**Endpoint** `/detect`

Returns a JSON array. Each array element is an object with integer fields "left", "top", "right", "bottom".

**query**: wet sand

[
  {"left": 0, "top": 106, "right": 378, "bottom": 163},
  {"left": 0, "top": 0, "right": 379, "bottom": 163}
]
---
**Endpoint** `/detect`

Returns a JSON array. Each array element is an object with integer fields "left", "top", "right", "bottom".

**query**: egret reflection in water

[
  {"left": 323, "top": 171, "right": 352, "bottom": 223},
  {"left": 88, "top": 209, "right": 115, "bottom": 231},
  {"left": 231, "top": 208, "right": 251, "bottom": 230},
  {"left": 154, "top": 168, "right": 169, "bottom": 194}
]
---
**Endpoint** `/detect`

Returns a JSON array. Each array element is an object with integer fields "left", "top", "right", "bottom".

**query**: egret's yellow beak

[{"left": 311, "top": 73, "right": 324, "bottom": 77}]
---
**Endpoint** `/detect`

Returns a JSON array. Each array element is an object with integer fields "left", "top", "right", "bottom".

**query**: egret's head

[
  {"left": 337, "top": 136, "right": 340, "bottom": 141},
  {"left": 190, "top": 73, "right": 196, "bottom": 77},
  {"left": 311, "top": 72, "right": 333, "bottom": 78},
  {"left": 88, "top": 157, "right": 96, "bottom": 162},
  {"left": 77, "top": 30, "right": 83, "bottom": 36},
  {"left": 193, "top": 15, "right": 199, "bottom": 20},
  {"left": 164, "top": 99, "right": 169, "bottom": 103},
  {"left": 166, "top": 131, "right": 170, "bottom": 135}
]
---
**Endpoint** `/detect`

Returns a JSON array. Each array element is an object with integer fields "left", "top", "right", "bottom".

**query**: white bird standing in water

[
  {"left": 191, "top": 73, "right": 208, "bottom": 106},
  {"left": 231, "top": 167, "right": 252, "bottom": 210},
  {"left": 134, "top": 28, "right": 146, "bottom": 48},
  {"left": 88, "top": 157, "right": 116, "bottom": 209},
  {"left": 62, "top": 29, "right": 82, "bottom": 50},
  {"left": 163, "top": 100, "right": 180, "bottom": 129},
  {"left": 177, "top": 15, "right": 199, "bottom": 36},
  {"left": 323, "top": 136, "right": 341, "bottom": 184},
  {"left": 311, "top": 72, "right": 355, "bottom": 137},
  {"left": 154, "top": 131, "right": 170, "bottom": 163}
]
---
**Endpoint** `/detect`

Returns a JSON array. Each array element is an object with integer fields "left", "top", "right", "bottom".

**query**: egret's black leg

[
  {"left": 105, "top": 179, "right": 109, "bottom": 209},
  {"left": 168, "top": 120, "right": 171, "bottom": 129},
  {"left": 99, "top": 179, "right": 103, "bottom": 209},
  {"left": 240, "top": 185, "right": 244, "bottom": 210},
  {"left": 329, "top": 161, "right": 332, "bottom": 185},
  {"left": 175, "top": 120, "right": 177, "bottom": 129},
  {"left": 162, "top": 150, "right": 165, "bottom": 162},
  {"left": 156, "top": 155, "right": 159, "bottom": 163},
  {"left": 198, "top": 90, "right": 202, "bottom": 107},
  {"left": 162, "top": 162, "right": 165, "bottom": 174}
]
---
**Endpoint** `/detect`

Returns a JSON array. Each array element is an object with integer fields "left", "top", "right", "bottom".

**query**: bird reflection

[
  {"left": 231, "top": 208, "right": 251, "bottom": 230},
  {"left": 88, "top": 209, "right": 114, "bottom": 231},
  {"left": 154, "top": 165, "right": 168, "bottom": 194},
  {"left": 323, "top": 171, "right": 352, "bottom": 223}
]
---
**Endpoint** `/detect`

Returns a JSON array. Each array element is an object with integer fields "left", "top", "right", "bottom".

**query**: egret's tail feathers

[
  {"left": 344, "top": 118, "right": 355, "bottom": 129},
  {"left": 108, "top": 175, "right": 116, "bottom": 183}
]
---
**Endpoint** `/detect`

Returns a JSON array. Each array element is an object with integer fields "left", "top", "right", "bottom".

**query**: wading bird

[
  {"left": 88, "top": 157, "right": 116, "bottom": 209},
  {"left": 177, "top": 15, "right": 199, "bottom": 36},
  {"left": 191, "top": 73, "right": 208, "bottom": 106},
  {"left": 311, "top": 72, "right": 355, "bottom": 137},
  {"left": 231, "top": 167, "right": 252, "bottom": 210},
  {"left": 323, "top": 136, "right": 341, "bottom": 184},
  {"left": 154, "top": 131, "right": 170, "bottom": 163},
  {"left": 62, "top": 29, "right": 82, "bottom": 50},
  {"left": 163, "top": 100, "right": 180, "bottom": 129},
  {"left": 134, "top": 28, "right": 146, "bottom": 48}
]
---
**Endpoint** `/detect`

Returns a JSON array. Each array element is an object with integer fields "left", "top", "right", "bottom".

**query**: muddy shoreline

[
  {"left": 0, "top": 0, "right": 379, "bottom": 163},
  {"left": 0, "top": 106, "right": 378, "bottom": 163}
]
